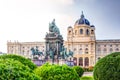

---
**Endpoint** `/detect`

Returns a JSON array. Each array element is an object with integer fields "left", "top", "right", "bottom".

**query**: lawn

[{"left": 80, "top": 76, "right": 94, "bottom": 80}]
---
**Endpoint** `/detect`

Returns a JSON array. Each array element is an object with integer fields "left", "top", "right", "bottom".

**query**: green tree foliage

[
  {"left": 0, "top": 59, "right": 40, "bottom": 80},
  {"left": 34, "top": 63, "right": 79, "bottom": 80},
  {"left": 94, "top": 52, "right": 120, "bottom": 80},
  {"left": 73, "top": 66, "right": 84, "bottom": 77},
  {"left": 0, "top": 54, "right": 37, "bottom": 70}
]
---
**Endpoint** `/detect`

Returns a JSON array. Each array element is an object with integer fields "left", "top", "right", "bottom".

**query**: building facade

[
  {"left": 7, "top": 41, "right": 45, "bottom": 58},
  {"left": 7, "top": 12, "right": 120, "bottom": 67}
]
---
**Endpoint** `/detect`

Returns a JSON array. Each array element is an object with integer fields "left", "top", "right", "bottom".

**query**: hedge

[
  {"left": 73, "top": 66, "right": 84, "bottom": 77},
  {"left": 0, "top": 54, "right": 37, "bottom": 70},
  {"left": 0, "top": 59, "right": 40, "bottom": 80},
  {"left": 34, "top": 63, "right": 79, "bottom": 80},
  {"left": 94, "top": 52, "right": 120, "bottom": 80}
]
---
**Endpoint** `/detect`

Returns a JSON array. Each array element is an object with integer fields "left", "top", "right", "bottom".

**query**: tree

[
  {"left": 73, "top": 66, "right": 84, "bottom": 77},
  {"left": 34, "top": 63, "right": 79, "bottom": 80},
  {"left": 94, "top": 52, "right": 120, "bottom": 80},
  {"left": 0, "top": 54, "right": 37, "bottom": 70},
  {"left": 0, "top": 59, "right": 40, "bottom": 80}
]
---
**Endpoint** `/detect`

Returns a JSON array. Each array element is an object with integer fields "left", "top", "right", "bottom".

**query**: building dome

[{"left": 75, "top": 12, "right": 90, "bottom": 26}]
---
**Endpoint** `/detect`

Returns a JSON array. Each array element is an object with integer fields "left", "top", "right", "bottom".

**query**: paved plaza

[{"left": 83, "top": 72, "right": 93, "bottom": 76}]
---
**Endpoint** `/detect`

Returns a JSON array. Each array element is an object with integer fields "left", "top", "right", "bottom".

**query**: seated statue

[{"left": 49, "top": 19, "right": 60, "bottom": 35}]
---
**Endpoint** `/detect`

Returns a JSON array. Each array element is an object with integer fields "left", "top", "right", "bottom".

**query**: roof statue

[{"left": 49, "top": 19, "right": 60, "bottom": 35}]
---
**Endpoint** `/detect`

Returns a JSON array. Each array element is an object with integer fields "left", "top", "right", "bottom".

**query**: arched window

[
  {"left": 110, "top": 48, "right": 113, "bottom": 53},
  {"left": 79, "top": 48, "right": 82, "bottom": 54},
  {"left": 86, "top": 29, "right": 89, "bottom": 35},
  {"left": 79, "top": 57, "right": 83, "bottom": 66},
  {"left": 84, "top": 57, "right": 89, "bottom": 66},
  {"left": 98, "top": 57, "right": 101, "bottom": 60},
  {"left": 69, "top": 30, "right": 71, "bottom": 34},
  {"left": 74, "top": 48, "right": 76, "bottom": 51},
  {"left": 103, "top": 48, "right": 107, "bottom": 53},
  {"left": 73, "top": 57, "right": 77, "bottom": 66},
  {"left": 80, "top": 29, "right": 83, "bottom": 34},
  {"left": 85, "top": 48, "right": 88, "bottom": 54},
  {"left": 98, "top": 48, "right": 101, "bottom": 54},
  {"left": 91, "top": 30, "right": 94, "bottom": 34},
  {"left": 116, "top": 48, "right": 119, "bottom": 52}
]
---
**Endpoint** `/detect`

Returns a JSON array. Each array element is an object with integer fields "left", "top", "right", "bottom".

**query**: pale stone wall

[
  {"left": 7, "top": 41, "right": 45, "bottom": 58},
  {"left": 96, "top": 40, "right": 120, "bottom": 62}
]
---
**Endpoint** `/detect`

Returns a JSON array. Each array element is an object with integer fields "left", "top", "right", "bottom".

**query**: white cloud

[{"left": 50, "top": 0, "right": 75, "bottom": 5}]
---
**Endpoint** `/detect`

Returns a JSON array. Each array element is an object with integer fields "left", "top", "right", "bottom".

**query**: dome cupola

[{"left": 75, "top": 11, "right": 90, "bottom": 26}]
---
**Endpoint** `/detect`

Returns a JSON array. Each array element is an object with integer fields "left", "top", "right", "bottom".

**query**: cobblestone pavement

[{"left": 83, "top": 72, "right": 93, "bottom": 76}]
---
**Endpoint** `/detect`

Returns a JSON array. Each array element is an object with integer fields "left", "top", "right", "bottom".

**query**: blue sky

[{"left": 0, "top": 0, "right": 120, "bottom": 52}]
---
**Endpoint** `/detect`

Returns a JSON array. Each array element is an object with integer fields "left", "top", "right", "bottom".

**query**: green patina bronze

[
  {"left": 49, "top": 19, "right": 60, "bottom": 35},
  {"left": 31, "top": 46, "right": 43, "bottom": 57}
]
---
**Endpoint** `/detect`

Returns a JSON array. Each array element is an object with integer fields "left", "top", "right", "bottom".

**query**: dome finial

[
  {"left": 82, "top": 11, "right": 83, "bottom": 15},
  {"left": 81, "top": 11, "right": 84, "bottom": 18}
]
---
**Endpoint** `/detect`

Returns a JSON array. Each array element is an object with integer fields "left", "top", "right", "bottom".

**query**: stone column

[
  {"left": 83, "top": 57, "right": 85, "bottom": 67},
  {"left": 77, "top": 57, "right": 79, "bottom": 66},
  {"left": 89, "top": 57, "right": 90, "bottom": 67}
]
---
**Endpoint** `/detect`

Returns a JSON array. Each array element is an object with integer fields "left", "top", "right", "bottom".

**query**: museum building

[{"left": 7, "top": 12, "right": 120, "bottom": 67}]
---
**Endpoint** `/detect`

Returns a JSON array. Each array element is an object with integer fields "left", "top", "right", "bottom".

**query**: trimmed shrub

[
  {"left": 34, "top": 63, "right": 79, "bottom": 80},
  {"left": 0, "top": 54, "right": 37, "bottom": 70},
  {"left": 94, "top": 52, "right": 120, "bottom": 80},
  {"left": 0, "top": 59, "right": 40, "bottom": 80},
  {"left": 73, "top": 66, "right": 84, "bottom": 77}
]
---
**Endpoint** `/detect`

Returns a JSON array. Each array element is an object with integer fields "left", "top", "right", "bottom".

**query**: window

[
  {"left": 79, "top": 57, "right": 83, "bottom": 66},
  {"left": 69, "top": 30, "right": 71, "bottom": 34},
  {"left": 85, "top": 57, "right": 89, "bottom": 66},
  {"left": 79, "top": 44, "right": 82, "bottom": 47},
  {"left": 98, "top": 45, "right": 100, "bottom": 47},
  {"left": 98, "top": 48, "right": 101, "bottom": 53},
  {"left": 79, "top": 48, "right": 82, "bottom": 54},
  {"left": 80, "top": 29, "right": 83, "bottom": 34},
  {"left": 85, "top": 48, "right": 88, "bottom": 54},
  {"left": 110, "top": 45, "right": 112, "bottom": 47},
  {"left": 73, "top": 57, "right": 77, "bottom": 66},
  {"left": 91, "top": 30, "right": 94, "bottom": 34},
  {"left": 74, "top": 48, "right": 76, "bottom": 51},
  {"left": 86, "top": 29, "right": 89, "bottom": 35},
  {"left": 110, "top": 48, "right": 113, "bottom": 52},
  {"left": 11, "top": 50, "right": 13, "bottom": 53},
  {"left": 103, "top": 48, "right": 107, "bottom": 53},
  {"left": 74, "top": 48, "right": 76, "bottom": 53},
  {"left": 104, "top": 45, "right": 106, "bottom": 47},
  {"left": 115, "top": 48, "right": 119, "bottom": 52},
  {"left": 116, "top": 44, "right": 118, "bottom": 47},
  {"left": 98, "top": 57, "right": 101, "bottom": 60},
  {"left": 86, "top": 44, "right": 88, "bottom": 47}
]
